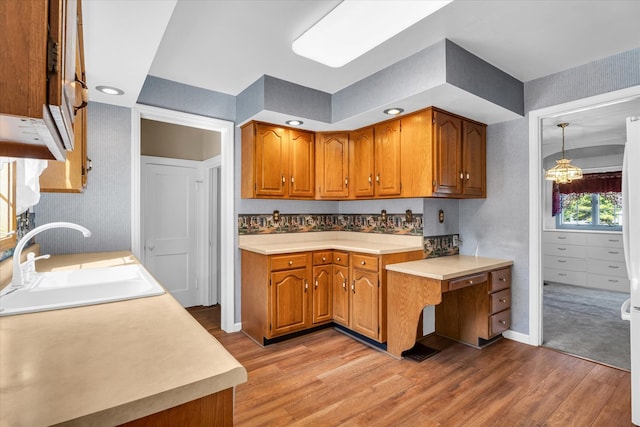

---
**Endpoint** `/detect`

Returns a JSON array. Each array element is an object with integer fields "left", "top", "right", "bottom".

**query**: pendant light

[{"left": 544, "top": 123, "right": 583, "bottom": 184}]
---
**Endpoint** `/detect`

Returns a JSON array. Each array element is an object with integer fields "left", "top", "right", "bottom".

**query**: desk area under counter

[{"left": 385, "top": 255, "right": 513, "bottom": 358}]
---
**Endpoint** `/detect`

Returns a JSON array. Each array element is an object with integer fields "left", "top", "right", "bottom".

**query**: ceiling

[{"left": 82, "top": 0, "right": 640, "bottom": 150}]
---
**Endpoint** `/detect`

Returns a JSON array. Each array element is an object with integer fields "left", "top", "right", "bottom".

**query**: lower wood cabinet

[
  {"left": 435, "top": 266, "right": 512, "bottom": 347},
  {"left": 241, "top": 248, "right": 422, "bottom": 345}
]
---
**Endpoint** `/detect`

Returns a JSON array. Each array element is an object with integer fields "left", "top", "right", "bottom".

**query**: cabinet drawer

[
  {"left": 333, "top": 251, "right": 349, "bottom": 267},
  {"left": 447, "top": 272, "right": 488, "bottom": 292},
  {"left": 489, "top": 309, "right": 510, "bottom": 337},
  {"left": 587, "top": 274, "right": 629, "bottom": 292},
  {"left": 543, "top": 243, "right": 587, "bottom": 259},
  {"left": 543, "top": 268, "right": 586, "bottom": 285},
  {"left": 587, "top": 246, "right": 625, "bottom": 262},
  {"left": 543, "top": 232, "right": 587, "bottom": 246},
  {"left": 543, "top": 255, "right": 586, "bottom": 272},
  {"left": 270, "top": 253, "right": 308, "bottom": 271},
  {"left": 587, "top": 259, "right": 628, "bottom": 278},
  {"left": 490, "top": 289, "right": 511, "bottom": 314},
  {"left": 587, "top": 233, "right": 623, "bottom": 248},
  {"left": 351, "top": 253, "right": 379, "bottom": 272},
  {"left": 489, "top": 268, "right": 511, "bottom": 292},
  {"left": 313, "top": 251, "right": 332, "bottom": 265}
]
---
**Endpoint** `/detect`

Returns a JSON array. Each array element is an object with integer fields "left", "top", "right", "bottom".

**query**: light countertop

[
  {"left": 386, "top": 255, "right": 513, "bottom": 280},
  {"left": 239, "top": 231, "right": 424, "bottom": 255},
  {"left": 0, "top": 251, "right": 247, "bottom": 427}
]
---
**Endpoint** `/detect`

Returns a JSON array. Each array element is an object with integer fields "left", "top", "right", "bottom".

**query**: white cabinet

[{"left": 543, "top": 230, "right": 629, "bottom": 293}]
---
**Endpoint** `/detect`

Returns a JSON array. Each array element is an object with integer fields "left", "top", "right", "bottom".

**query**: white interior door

[{"left": 143, "top": 158, "right": 199, "bottom": 307}]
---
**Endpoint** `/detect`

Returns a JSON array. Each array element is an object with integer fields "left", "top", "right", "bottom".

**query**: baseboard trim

[{"left": 503, "top": 329, "right": 535, "bottom": 346}]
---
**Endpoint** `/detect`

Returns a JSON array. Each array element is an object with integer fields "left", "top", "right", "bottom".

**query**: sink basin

[{"left": 0, "top": 264, "right": 165, "bottom": 316}]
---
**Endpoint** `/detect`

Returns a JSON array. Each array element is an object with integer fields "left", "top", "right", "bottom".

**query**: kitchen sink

[{"left": 0, "top": 264, "right": 165, "bottom": 316}]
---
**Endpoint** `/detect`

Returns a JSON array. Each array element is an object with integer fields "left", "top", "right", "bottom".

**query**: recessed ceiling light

[
  {"left": 96, "top": 85, "right": 125, "bottom": 95},
  {"left": 292, "top": 0, "right": 452, "bottom": 68},
  {"left": 286, "top": 120, "right": 304, "bottom": 126},
  {"left": 384, "top": 108, "right": 404, "bottom": 115}
]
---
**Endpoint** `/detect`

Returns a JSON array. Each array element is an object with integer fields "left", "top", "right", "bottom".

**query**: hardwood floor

[{"left": 187, "top": 305, "right": 633, "bottom": 426}]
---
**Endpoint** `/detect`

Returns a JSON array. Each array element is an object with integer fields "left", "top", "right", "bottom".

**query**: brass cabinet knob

[{"left": 289, "top": 261, "right": 293, "bottom": 266}]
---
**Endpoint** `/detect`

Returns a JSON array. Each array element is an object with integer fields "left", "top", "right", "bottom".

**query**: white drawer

[
  {"left": 587, "top": 245, "right": 625, "bottom": 262},
  {"left": 586, "top": 274, "right": 630, "bottom": 293},
  {"left": 587, "top": 259, "right": 628, "bottom": 278},
  {"left": 543, "top": 231, "right": 587, "bottom": 246},
  {"left": 543, "top": 243, "right": 586, "bottom": 259},
  {"left": 543, "top": 255, "right": 586, "bottom": 272},
  {"left": 544, "top": 268, "right": 586, "bottom": 285},
  {"left": 586, "top": 233, "right": 624, "bottom": 248}
]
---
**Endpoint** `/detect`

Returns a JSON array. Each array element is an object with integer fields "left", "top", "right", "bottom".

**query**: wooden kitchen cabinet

[
  {"left": 315, "top": 126, "right": 376, "bottom": 200},
  {"left": 332, "top": 251, "right": 350, "bottom": 326},
  {"left": 315, "top": 132, "right": 350, "bottom": 199},
  {"left": 432, "top": 109, "right": 486, "bottom": 198},
  {"left": 241, "top": 248, "right": 422, "bottom": 345},
  {"left": 349, "top": 126, "right": 375, "bottom": 198},
  {"left": 241, "top": 121, "right": 314, "bottom": 199},
  {"left": 373, "top": 120, "right": 402, "bottom": 197},
  {"left": 312, "top": 251, "right": 333, "bottom": 324},
  {"left": 1, "top": 0, "right": 81, "bottom": 160},
  {"left": 435, "top": 266, "right": 511, "bottom": 347},
  {"left": 350, "top": 253, "right": 381, "bottom": 340}
]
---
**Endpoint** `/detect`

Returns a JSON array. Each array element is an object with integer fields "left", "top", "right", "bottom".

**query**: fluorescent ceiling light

[{"left": 292, "top": 0, "right": 453, "bottom": 68}]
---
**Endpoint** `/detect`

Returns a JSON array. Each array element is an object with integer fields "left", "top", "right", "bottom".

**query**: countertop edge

[{"left": 386, "top": 256, "right": 513, "bottom": 280}]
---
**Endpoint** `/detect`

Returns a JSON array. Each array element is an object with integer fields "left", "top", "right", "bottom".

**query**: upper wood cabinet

[
  {"left": 0, "top": 0, "right": 82, "bottom": 161},
  {"left": 432, "top": 109, "right": 486, "bottom": 198},
  {"left": 241, "top": 122, "right": 315, "bottom": 199},
  {"left": 433, "top": 110, "right": 464, "bottom": 196},
  {"left": 316, "top": 132, "right": 349, "bottom": 199},
  {"left": 41, "top": 5, "right": 88, "bottom": 192},
  {"left": 349, "top": 127, "right": 375, "bottom": 198},
  {"left": 241, "top": 107, "right": 486, "bottom": 200},
  {"left": 373, "top": 120, "right": 402, "bottom": 197}
]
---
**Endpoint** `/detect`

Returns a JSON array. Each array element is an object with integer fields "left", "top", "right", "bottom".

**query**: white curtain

[{"left": 0, "top": 157, "right": 48, "bottom": 214}]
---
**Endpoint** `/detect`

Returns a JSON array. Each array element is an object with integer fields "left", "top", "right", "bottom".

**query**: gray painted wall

[{"left": 35, "top": 102, "right": 132, "bottom": 254}]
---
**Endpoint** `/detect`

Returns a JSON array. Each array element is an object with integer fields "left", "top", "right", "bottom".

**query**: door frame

[
  {"left": 131, "top": 104, "right": 238, "bottom": 332},
  {"left": 528, "top": 84, "right": 640, "bottom": 346}
]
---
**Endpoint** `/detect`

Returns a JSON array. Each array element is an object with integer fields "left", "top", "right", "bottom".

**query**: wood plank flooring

[{"left": 187, "top": 305, "right": 633, "bottom": 426}]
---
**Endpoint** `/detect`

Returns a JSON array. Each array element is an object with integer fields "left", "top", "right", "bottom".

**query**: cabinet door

[
  {"left": 316, "top": 132, "right": 349, "bottom": 199},
  {"left": 461, "top": 121, "right": 486, "bottom": 197},
  {"left": 350, "top": 269, "right": 380, "bottom": 340},
  {"left": 332, "top": 265, "right": 350, "bottom": 326},
  {"left": 433, "top": 111, "right": 463, "bottom": 196},
  {"left": 270, "top": 267, "right": 309, "bottom": 336},
  {"left": 374, "top": 120, "right": 401, "bottom": 196},
  {"left": 399, "top": 110, "right": 433, "bottom": 197},
  {"left": 289, "top": 130, "right": 315, "bottom": 198},
  {"left": 349, "top": 127, "right": 375, "bottom": 198},
  {"left": 255, "top": 124, "right": 288, "bottom": 197},
  {"left": 312, "top": 265, "right": 332, "bottom": 324}
]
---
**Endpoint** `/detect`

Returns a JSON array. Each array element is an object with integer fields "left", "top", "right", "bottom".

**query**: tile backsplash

[
  {"left": 238, "top": 212, "right": 423, "bottom": 236},
  {"left": 424, "top": 234, "right": 459, "bottom": 258}
]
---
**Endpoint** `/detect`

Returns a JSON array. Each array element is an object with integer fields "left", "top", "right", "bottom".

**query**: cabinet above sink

[{"left": 0, "top": 0, "right": 86, "bottom": 161}]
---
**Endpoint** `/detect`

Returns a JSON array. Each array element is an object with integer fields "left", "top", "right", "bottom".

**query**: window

[
  {"left": 557, "top": 191, "right": 623, "bottom": 230},
  {"left": 552, "top": 171, "right": 623, "bottom": 231},
  {"left": 0, "top": 160, "right": 17, "bottom": 252}
]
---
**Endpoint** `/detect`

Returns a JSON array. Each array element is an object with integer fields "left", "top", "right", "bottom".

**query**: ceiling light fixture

[
  {"left": 96, "top": 85, "right": 124, "bottom": 95},
  {"left": 286, "top": 120, "right": 303, "bottom": 126},
  {"left": 292, "top": 0, "right": 453, "bottom": 68},
  {"left": 544, "top": 123, "right": 583, "bottom": 184},
  {"left": 384, "top": 108, "right": 404, "bottom": 115}
]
